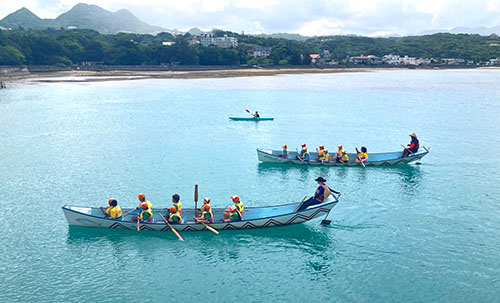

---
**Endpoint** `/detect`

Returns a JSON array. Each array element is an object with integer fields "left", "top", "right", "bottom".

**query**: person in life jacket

[
  {"left": 166, "top": 194, "right": 182, "bottom": 216},
  {"left": 355, "top": 147, "right": 368, "bottom": 163},
  {"left": 316, "top": 145, "right": 325, "bottom": 160},
  {"left": 131, "top": 193, "right": 153, "bottom": 222},
  {"left": 195, "top": 198, "right": 214, "bottom": 223},
  {"left": 253, "top": 111, "right": 260, "bottom": 119},
  {"left": 319, "top": 149, "right": 331, "bottom": 164},
  {"left": 401, "top": 133, "right": 420, "bottom": 158},
  {"left": 296, "top": 147, "right": 310, "bottom": 162},
  {"left": 297, "top": 177, "right": 341, "bottom": 211},
  {"left": 279, "top": 144, "right": 289, "bottom": 158},
  {"left": 100, "top": 198, "right": 122, "bottom": 219},
  {"left": 335, "top": 145, "right": 349, "bottom": 163},
  {"left": 138, "top": 202, "right": 153, "bottom": 223},
  {"left": 168, "top": 206, "right": 182, "bottom": 223},
  {"left": 223, "top": 195, "right": 244, "bottom": 222}
]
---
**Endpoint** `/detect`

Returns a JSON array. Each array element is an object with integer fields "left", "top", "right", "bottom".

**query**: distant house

[
  {"left": 67, "top": 26, "right": 78, "bottom": 30},
  {"left": 442, "top": 58, "right": 465, "bottom": 65},
  {"left": 162, "top": 42, "right": 175, "bottom": 46},
  {"left": 200, "top": 34, "right": 214, "bottom": 47},
  {"left": 213, "top": 35, "right": 238, "bottom": 48},
  {"left": 309, "top": 54, "right": 320, "bottom": 63},
  {"left": 200, "top": 34, "right": 238, "bottom": 48},
  {"left": 188, "top": 39, "right": 200, "bottom": 45},
  {"left": 488, "top": 58, "right": 500, "bottom": 65},
  {"left": 253, "top": 47, "right": 272, "bottom": 58},
  {"left": 350, "top": 55, "right": 382, "bottom": 65}
]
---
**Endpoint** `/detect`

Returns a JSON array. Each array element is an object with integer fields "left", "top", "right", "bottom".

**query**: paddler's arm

[
  {"left": 100, "top": 207, "right": 108, "bottom": 216},
  {"left": 328, "top": 186, "right": 341, "bottom": 195}
]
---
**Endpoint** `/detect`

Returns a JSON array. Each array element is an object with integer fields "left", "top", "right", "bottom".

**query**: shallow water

[{"left": 1, "top": 69, "right": 500, "bottom": 302}]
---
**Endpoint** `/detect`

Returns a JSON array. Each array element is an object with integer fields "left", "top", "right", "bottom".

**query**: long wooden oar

[
  {"left": 293, "top": 196, "right": 309, "bottom": 212},
  {"left": 321, "top": 194, "right": 345, "bottom": 225},
  {"left": 193, "top": 217, "right": 220, "bottom": 234},
  {"left": 159, "top": 213, "right": 184, "bottom": 242},
  {"left": 136, "top": 217, "right": 140, "bottom": 232},
  {"left": 355, "top": 147, "right": 366, "bottom": 168}
]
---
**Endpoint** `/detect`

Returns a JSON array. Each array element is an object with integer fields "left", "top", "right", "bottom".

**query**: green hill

[{"left": 0, "top": 3, "right": 168, "bottom": 34}]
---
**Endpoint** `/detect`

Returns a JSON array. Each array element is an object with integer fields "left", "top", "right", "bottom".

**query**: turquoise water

[{"left": 1, "top": 69, "right": 500, "bottom": 302}]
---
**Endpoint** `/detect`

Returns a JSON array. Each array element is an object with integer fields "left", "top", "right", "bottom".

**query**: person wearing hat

[
  {"left": 100, "top": 198, "right": 122, "bottom": 219},
  {"left": 194, "top": 198, "right": 214, "bottom": 223},
  {"left": 166, "top": 194, "right": 182, "bottom": 216},
  {"left": 139, "top": 202, "right": 153, "bottom": 223},
  {"left": 131, "top": 193, "right": 153, "bottom": 222},
  {"left": 297, "top": 177, "right": 341, "bottom": 211},
  {"left": 296, "top": 147, "right": 310, "bottom": 162},
  {"left": 318, "top": 149, "right": 331, "bottom": 164},
  {"left": 334, "top": 145, "right": 349, "bottom": 164},
  {"left": 401, "top": 133, "right": 420, "bottom": 158},
  {"left": 279, "top": 144, "right": 289, "bottom": 158},
  {"left": 316, "top": 145, "right": 325, "bottom": 160},
  {"left": 355, "top": 147, "right": 368, "bottom": 163},
  {"left": 223, "top": 195, "right": 244, "bottom": 221},
  {"left": 168, "top": 206, "right": 182, "bottom": 224}
]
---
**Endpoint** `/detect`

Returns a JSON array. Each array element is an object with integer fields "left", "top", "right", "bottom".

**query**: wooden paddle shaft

[
  {"left": 136, "top": 217, "right": 140, "bottom": 232},
  {"left": 194, "top": 184, "right": 199, "bottom": 216},
  {"left": 355, "top": 147, "right": 366, "bottom": 168},
  {"left": 159, "top": 213, "right": 184, "bottom": 242}
]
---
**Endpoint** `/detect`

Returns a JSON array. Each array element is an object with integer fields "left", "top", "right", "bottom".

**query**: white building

[
  {"left": 213, "top": 35, "right": 238, "bottom": 48},
  {"left": 162, "top": 42, "right": 176, "bottom": 46},
  {"left": 200, "top": 34, "right": 214, "bottom": 47},
  {"left": 253, "top": 47, "right": 272, "bottom": 57}
]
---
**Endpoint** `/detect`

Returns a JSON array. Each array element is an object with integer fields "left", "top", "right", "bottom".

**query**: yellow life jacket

[
  {"left": 106, "top": 205, "right": 122, "bottom": 218},
  {"left": 359, "top": 152, "right": 368, "bottom": 160},
  {"left": 169, "top": 212, "right": 182, "bottom": 223},
  {"left": 201, "top": 204, "right": 213, "bottom": 220},
  {"left": 323, "top": 154, "right": 330, "bottom": 162},
  {"left": 318, "top": 149, "right": 325, "bottom": 157},
  {"left": 173, "top": 202, "right": 182, "bottom": 211},
  {"left": 341, "top": 151, "right": 349, "bottom": 161},
  {"left": 140, "top": 208, "right": 153, "bottom": 221}
]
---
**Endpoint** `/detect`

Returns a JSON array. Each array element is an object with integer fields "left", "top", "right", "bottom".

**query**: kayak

[
  {"left": 229, "top": 117, "right": 274, "bottom": 121},
  {"left": 257, "top": 146, "right": 430, "bottom": 166},
  {"left": 61, "top": 195, "right": 338, "bottom": 232}
]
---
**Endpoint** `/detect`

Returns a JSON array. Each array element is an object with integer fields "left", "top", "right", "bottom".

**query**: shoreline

[{"left": 1, "top": 66, "right": 499, "bottom": 85}]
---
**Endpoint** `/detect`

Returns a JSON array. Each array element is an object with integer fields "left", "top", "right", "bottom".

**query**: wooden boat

[
  {"left": 257, "top": 146, "right": 430, "bottom": 166},
  {"left": 61, "top": 195, "right": 338, "bottom": 232},
  {"left": 229, "top": 117, "right": 274, "bottom": 121}
]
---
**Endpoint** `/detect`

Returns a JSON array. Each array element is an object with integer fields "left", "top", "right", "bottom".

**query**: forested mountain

[
  {"left": 0, "top": 4, "right": 168, "bottom": 34},
  {"left": 0, "top": 28, "right": 499, "bottom": 66}
]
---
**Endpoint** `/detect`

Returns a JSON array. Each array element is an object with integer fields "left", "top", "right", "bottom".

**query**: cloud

[{"left": 1, "top": 0, "right": 499, "bottom": 36}]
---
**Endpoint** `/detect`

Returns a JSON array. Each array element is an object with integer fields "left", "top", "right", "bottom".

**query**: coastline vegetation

[{"left": 0, "top": 28, "right": 499, "bottom": 66}]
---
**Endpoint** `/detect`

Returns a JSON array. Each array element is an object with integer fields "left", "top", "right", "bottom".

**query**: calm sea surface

[{"left": 1, "top": 69, "right": 499, "bottom": 302}]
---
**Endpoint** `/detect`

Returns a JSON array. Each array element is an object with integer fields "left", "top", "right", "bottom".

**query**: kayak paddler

[
  {"left": 354, "top": 146, "right": 368, "bottom": 163},
  {"left": 223, "top": 195, "right": 244, "bottom": 222},
  {"left": 319, "top": 149, "right": 330, "bottom": 164},
  {"left": 297, "top": 177, "right": 341, "bottom": 211},
  {"left": 401, "top": 133, "right": 420, "bottom": 158},
  {"left": 253, "top": 111, "right": 260, "bottom": 119},
  {"left": 100, "top": 198, "right": 122, "bottom": 219}
]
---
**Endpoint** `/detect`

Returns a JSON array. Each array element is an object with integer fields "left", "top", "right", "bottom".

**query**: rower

[
  {"left": 223, "top": 195, "right": 244, "bottom": 222},
  {"left": 139, "top": 202, "right": 153, "bottom": 223},
  {"left": 319, "top": 149, "right": 330, "bottom": 164},
  {"left": 195, "top": 198, "right": 214, "bottom": 223},
  {"left": 297, "top": 177, "right": 341, "bottom": 211},
  {"left": 296, "top": 147, "right": 310, "bottom": 162},
  {"left": 316, "top": 145, "right": 325, "bottom": 160},
  {"left": 401, "top": 133, "right": 420, "bottom": 158},
  {"left": 168, "top": 206, "right": 182, "bottom": 224},
  {"left": 253, "top": 111, "right": 260, "bottom": 119},
  {"left": 335, "top": 145, "right": 349, "bottom": 163},
  {"left": 355, "top": 147, "right": 368, "bottom": 163},
  {"left": 131, "top": 193, "right": 152, "bottom": 222},
  {"left": 279, "top": 144, "right": 289, "bottom": 158},
  {"left": 166, "top": 194, "right": 182, "bottom": 216},
  {"left": 100, "top": 198, "right": 122, "bottom": 219}
]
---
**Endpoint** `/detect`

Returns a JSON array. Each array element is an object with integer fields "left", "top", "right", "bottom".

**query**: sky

[{"left": 1, "top": 0, "right": 500, "bottom": 36}]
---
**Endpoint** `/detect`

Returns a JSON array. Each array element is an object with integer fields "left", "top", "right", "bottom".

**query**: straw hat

[{"left": 409, "top": 133, "right": 418, "bottom": 138}]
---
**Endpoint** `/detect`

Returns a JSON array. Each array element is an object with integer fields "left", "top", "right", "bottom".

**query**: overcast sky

[{"left": 1, "top": 0, "right": 500, "bottom": 36}]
